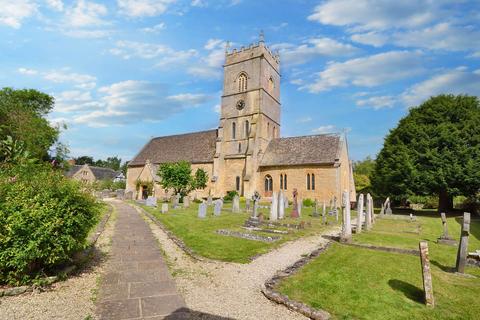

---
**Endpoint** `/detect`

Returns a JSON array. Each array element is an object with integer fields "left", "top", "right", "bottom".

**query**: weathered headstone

[
  {"left": 455, "top": 212, "right": 471, "bottom": 273},
  {"left": 198, "top": 202, "right": 207, "bottom": 218},
  {"left": 284, "top": 196, "right": 289, "bottom": 209},
  {"left": 385, "top": 199, "right": 392, "bottom": 215},
  {"left": 437, "top": 212, "right": 456, "bottom": 246},
  {"left": 291, "top": 189, "right": 299, "bottom": 218},
  {"left": 207, "top": 195, "right": 212, "bottom": 206},
  {"left": 124, "top": 191, "right": 133, "bottom": 200},
  {"left": 380, "top": 203, "right": 385, "bottom": 215},
  {"left": 214, "top": 200, "right": 222, "bottom": 216},
  {"left": 270, "top": 192, "right": 278, "bottom": 221},
  {"left": 313, "top": 199, "right": 319, "bottom": 217},
  {"left": 116, "top": 189, "right": 125, "bottom": 199},
  {"left": 419, "top": 241, "right": 435, "bottom": 307},
  {"left": 183, "top": 196, "right": 190, "bottom": 208},
  {"left": 245, "top": 198, "right": 251, "bottom": 212},
  {"left": 365, "top": 194, "right": 372, "bottom": 231},
  {"left": 341, "top": 190, "right": 352, "bottom": 242},
  {"left": 370, "top": 194, "right": 376, "bottom": 223},
  {"left": 161, "top": 203, "right": 168, "bottom": 213},
  {"left": 278, "top": 191, "right": 285, "bottom": 219},
  {"left": 172, "top": 193, "right": 180, "bottom": 209},
  {"left": 146, "top": 196, "right": 157, "bottom": 207},
  {"left": 322, "top": 201, "right": 327, "bottom": 224},
  {"left": 252, "top": 191, "right": 260, "bottom": 218},
  {"left": 298, "top": 198, "right": 302, "bottom": 217},
  {"left": 232, "top": 195, "right": 240, "bottom": 213},
  {"left": 356, "top": 194, "right": 364, "bottom": 233}
]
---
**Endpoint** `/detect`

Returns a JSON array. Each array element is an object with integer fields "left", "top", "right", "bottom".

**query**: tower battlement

[{"left": 225, "top": 39, "right": 280, "bottom": 69}]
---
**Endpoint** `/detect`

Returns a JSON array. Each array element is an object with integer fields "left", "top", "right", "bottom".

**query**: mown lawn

[
  {"left": 277, "top": 211, "right": 480, "bottom": 319},
  {"left": 137, "top": 200, "right": 340, "bottom": 263}
]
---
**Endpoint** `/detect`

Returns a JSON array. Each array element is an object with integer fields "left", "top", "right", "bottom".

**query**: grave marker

[
  {"left": 357, "top": 194, "right": 364, "bottom": 233},
  {"left": 214, "top": 200, "right": 222, "bottom": 216},
  {"left": 198, "top": 202, "right": 207, "bottom": 218},
  {"left": 278, "top": 191, "right": 285, "bottom": 219},
  {"left": 291, "top": 189, "right": 299, "bottom": 218},
  {"left": 146, "top": 196, "right": 157, "bottom": 207},
  {"left": 437, "top": 212, "right": 456, "bottom": 246},
  {"left": 232, "top": 195, "right": 240, "bottom": 213},
  {"left": 161, "top": 203, "right": 168, "bottom": 213},
  {"left": 419, "top": 241, "right": 435, "bottom": 307},
  {"left": 322, "top": 200, "right": 327, "bottom": 224},
  {"left": 455, "top": 212, "right": 471, "bottom": 273},
  {"left": 270, "top": 192, "right": 278, "bottom": 221},
  {"left": 183, "top": 196, "right": 190, "bottom": 208},
  {"left": 365, "top": 194, "right": 372, "bottom": 231},
  {"left": 341, "top": 190, "right": 352, "bottom": 242}
]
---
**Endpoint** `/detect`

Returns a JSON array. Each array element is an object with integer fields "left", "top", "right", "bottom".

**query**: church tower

[{"left": 212, "top": 35, "right": 281, "bottom": 198}]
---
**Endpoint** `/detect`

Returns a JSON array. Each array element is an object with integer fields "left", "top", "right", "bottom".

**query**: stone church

[{"left": 126, "top": 38, "right": 356, "bottom": 202}]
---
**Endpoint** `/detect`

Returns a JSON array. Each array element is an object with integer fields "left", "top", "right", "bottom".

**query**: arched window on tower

[
  {"left": 245, "top": 120, "right": 250, "bottom": 137},
  {"left": 238, "top": 73, "right": 248, "bottom": 92},
  {"left": 232, "top": 122, "right": 236, "bottom": 140}
]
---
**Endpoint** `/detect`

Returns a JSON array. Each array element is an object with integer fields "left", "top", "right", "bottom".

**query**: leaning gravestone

[
  {"left": 214, "top": 200, "right": 222, "bottom": 216},
  {"left": 437, "top": 212, "right": 456, "bottom": 246},
  {"left": 161, "top": 203, "right": 168, "bottom": 213},
  {"left": 356, "top": 194, "right": 364, "bottom": 233},
  {"left": 232, "top": 195, "right": 240, "bottom": 213},
  {"left": 419, "top": 241, "right": 435, "bottom": 307},
  {"left": 270, "top": 192, "right": 278, "bottom": 221},
  {"left": 341, "top": 190, "right": 352, "bottom": 242},
  {"left": 455, "top": 212, "right": 471, "bottom": 273},
  {"left": 278, "top": 191, "right": 285, "bottom": 219},
  {"left": 146, "top": 196, "right": 157, "bottom": 207},
  {"left": 198, "top": 202, "right": 207, "bottom": 218},
  {"left": 183, "top": 196, "right": 190, "bottom": 208}
]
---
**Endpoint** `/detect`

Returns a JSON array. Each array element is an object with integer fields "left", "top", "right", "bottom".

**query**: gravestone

[
  {"left": 278, "top": 191, "right": 285, "bottom": 219},
  {"left": 214, "top": 200, "right": 222, "bottom": 216},
  {"left": 341, "top": 190, "right": 352, "bottom": 242},
  {"left": 161, "top": 203, "right": 168, "bottom": 214},
  {"left": 232, "top": 195, "right": 240, "bottom": 213},
  {"left": 291, "top": 189, "right": 299, "bottom": 218},
  {"left": 356, "top": 194, "right": 364, "bottom": 233},
  {"left": 245, "top": 198, "right": 251, "bottom": 212},
  {"left": 207, "top": 195, "right": 212, "bottom": 206},
  {"left": 146, "top": 196, "right": 157, "bottom": 207},
  {"left": 313, "top": 199, "right": 319, "bottom": 217},
  {"left": 455, "top": 212, "right": 471, "bottom": 273},
  {"left": 380, "top": 203, "right": 385, "bottom": 215},
  {"left": 419, "top": 241, "right": 435, "bottom": 307},
  {"left": 365, "top": 194, "right": 372, "bottom": 231},
  {"left": 116, "top": 189, "right": 125, "bottom": 199},
  {"left": 284, "top": 196, "right": 289, "bottom": 209},
  {"left": 124, "top": 191, "right": 133, "bottom": 200},
  {"left": 270, "top": 192, "right": 278, "bottom": 221},
  {"left": 198, "top": 202, "right": 207, "bottom": 218},
  {"left": 437, "top": 212, "right": 456, "bottom": 246},
  {"left": 298, "top": 198, "right": 302, "bottom": 217},
  {"left": 385, "top": 199, "right": 392, "bottom": 215},
  {"left": 183, "top": 196, "right": 190, "bottom": 208},
  {"left": 245, "top": 191, "right": 262, "bottom": 227},
  {"left": 370, "top": 194, "right": 376, "bottom": 223},
  {"left": 322, "top": 201, "right": 327, "bottom": 224}
]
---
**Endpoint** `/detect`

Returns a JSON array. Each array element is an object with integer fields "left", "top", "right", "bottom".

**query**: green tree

[
  {"left": 74, "top": 156, "right": 94, "bottom": 165},
  {"left": 157, "top": 161, "right": 208, "bottom": 196},
  {"left": 0, "top": 88, "right": 59, "bottom": 160},
  {"left": 371, "top": 94, "right": 480, "bottom": 212},
  {"left": 353, "top": 156, "right": 376, "bottom": 194}
]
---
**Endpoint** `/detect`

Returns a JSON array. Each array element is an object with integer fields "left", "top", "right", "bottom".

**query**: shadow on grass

[
  {"left": 430, "top": 259, "right": 455, "bottom": 273},
  {"left": 388, "top": 279, "right": 424, "bottom": 304}
]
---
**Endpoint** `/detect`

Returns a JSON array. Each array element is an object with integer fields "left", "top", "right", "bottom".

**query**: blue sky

[{"left": 1, "top": 0, "right": 479, "bottom": 162}]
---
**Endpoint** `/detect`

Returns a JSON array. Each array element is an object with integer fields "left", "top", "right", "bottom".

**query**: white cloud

[
  {"left": 304, "top": 51, "right": 424, "bottom": 93},
  {"left": 393, "top": 23, "right": 480, "bottom": 52},
  {"left": 187, "top": 38, "right": 225, "bottom": 79},
  {"left": 308, "top": 0, "right": 438, "bottom": 31},
  {"left": 54, "top": 90, "right": 101, "bottom": 112},
  {"left": 350, "top": 31, "right": 388, "bottom": 47},
  {"left": 72, "top": 80, "right": 212, "bottom": 127},
  {"left": 63, "top": 29, "right": 111, "bottom": 38},
  {"left": 117, "top": 0, "right": 175, "bottom": 17},
  {"left": 43, "top": 69, "right": 96, "bottom": 86},
  {"left": 296, "top": 116, "right": 312, "bottom": 123},
  {"left": 272, "top": 37, "right": 358, "bottom": 66},
  {"left": 45, "top": 0, "right": 64, "bottom": 11},
  {"left": 356, "top": 95, "right": 396, "bottom": 109},
  {"left": 141, "top": 23, "right": 166, "bottom": 33},
  {"left": 312, "top": 125, "right": 337, "bottom": 134},
  {"left": 0, "top": 0, "right": 37, "bottom": 28},
  {"left": 18, "top": 67, "right": 38, "bottom": 75},
  {"left": 213, "top": 103, "right": 221, "bottom": 113},
  {"left": 191, "top": 0, "right": 206, "bottom": 7},
  {"left": 401, "top": 67, "right": 480, "bottom": 107},
  {"left": 65, "top": 0, "right": 108, "bottom": 28}
]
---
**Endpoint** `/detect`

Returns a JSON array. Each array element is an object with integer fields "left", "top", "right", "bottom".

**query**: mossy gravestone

[
  {"left": 419, "top": 241, "right": 434, "bottom": 307},
  {"left": 456, "top": 212, "right": 471, "bottom": 273},
  {"left": 437, "top": 212, "right": 457, "bottom": 246}
]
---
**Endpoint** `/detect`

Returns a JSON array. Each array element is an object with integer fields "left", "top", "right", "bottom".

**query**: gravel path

[
  {"left": 135, "top": 205, "right": 343, "bottom": 320},
  {"left": 0, "top": 205, "right": 116, "bottom": 320}
]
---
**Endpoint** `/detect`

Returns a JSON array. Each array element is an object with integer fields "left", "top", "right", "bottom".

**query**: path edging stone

[{"left": 322, "top": 235, "right": 420, "bottom": 255}]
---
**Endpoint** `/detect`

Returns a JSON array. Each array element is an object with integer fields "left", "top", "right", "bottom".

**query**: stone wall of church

[{"left": 257, "top": 165, "right": 340, "bottom": 202}]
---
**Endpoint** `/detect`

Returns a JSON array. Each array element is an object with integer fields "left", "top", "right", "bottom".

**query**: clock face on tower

[{"left": 236, "top": 99, "right": 245, "bottom": 110}]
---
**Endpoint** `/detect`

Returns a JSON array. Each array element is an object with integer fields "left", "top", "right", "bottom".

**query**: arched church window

[
  {"left": 311, "top": 173, "right": 315, "bottom": 190},
  {"left": 238, "top": 73, "right": 248, "bottom": 92},
  {"left": 236, "top": 176, "right": 240, "bottom": 192},
  {"left": 245, "top": 120, "right": 250, "bottom": 137},
  {"left": 280, "top": 174, "right": 283, "bottom": 190},
  {"left": 267, "top": 122, "right": 270, "bottom": 137},
  {"left": 232, "top": 122, "right": 236, "bottom": 140},
  {"left": 307, "top": 173, "right": 311, "bottom": 190},
  {"left": 264, "top": 175, "right": 273, "bottom": 192},
  {"left": 284, "top": 174, "right": 287, "bottom": 190},
  {"left": 273, "top": 126, "right": 277, "bottom": 138}
]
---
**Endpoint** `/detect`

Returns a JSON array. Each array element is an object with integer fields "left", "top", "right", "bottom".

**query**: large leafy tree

[
  {"left": 372, "top": 94, "right": 480, "bottom": 212},
  {"left": 0, "top": 88, "right": 60, "bottom": 161},
  {"left": 157, "top": 161, "right": 208, "bottom": 196},
  {"left": 353, "top": 156, "right": 376, "bottom": 194}
]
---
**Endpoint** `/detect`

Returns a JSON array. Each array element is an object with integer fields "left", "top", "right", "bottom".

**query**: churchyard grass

[
  {"left": 137, "top": 201, "right": 340, "bottom": 263},
  {"left": 277, "top": 210, "right": 480, "bottom": 319}
]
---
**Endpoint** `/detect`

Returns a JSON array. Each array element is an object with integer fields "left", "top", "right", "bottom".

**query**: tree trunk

[{"left": 438, "top": 189, "right": 453, "bottom": 213}]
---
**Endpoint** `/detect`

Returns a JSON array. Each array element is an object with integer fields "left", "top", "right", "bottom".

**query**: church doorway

[{"left": 264, "top": 175, "right": 273, "bottom": 197}]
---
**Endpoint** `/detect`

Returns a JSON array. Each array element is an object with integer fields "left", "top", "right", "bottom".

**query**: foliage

[
  {"left": 135, "top": 180, "right": 154, "bottom": 195},
  {"left": 407, "top": 195, "right": 439, "bottom": 209},
  {"left": 353, "top": 156, "right": 376, "bottom": 194},
  {"left": 0, "top": 163, "right": 101, "bottom": 285},
  {"left": 302, "top": 198, "right": 315, "bottom": 207},
  {"left": 0, "top": 88, "right": 60, "bottom": 161},
  {"left": 157, "top": 161, "right": 208, "bottom": 196},
  {"left": 371, "top": 94, "right": 480, "bottom": 212},
  {"left": 94, "top": 179, "right": 126, "bottom": 191},
  {"left": 74, "top": 155, "right": 123, "bottom": 171},
  {"left": 224, "top": 190, "right": 238, "bottom": 202},
  {"left": 74, "top": 156, "right": 94, "bottom": 165},
  {"left": 0, "top": 135, "right": 36, "bottom": 165}
]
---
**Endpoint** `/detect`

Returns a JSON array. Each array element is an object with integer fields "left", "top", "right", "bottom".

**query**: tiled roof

[
  {"left": 66, "top": 165, "right": 120, "bottom": 180},
  {"left": 129, "top": 130, "right": 217, "bottom": 166},
  {"left": 260, "top": 134, "right": 341, "bottom": 167}
]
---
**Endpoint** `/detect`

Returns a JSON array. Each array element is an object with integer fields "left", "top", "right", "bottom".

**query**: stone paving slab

[{"left": 96, "top": 201, "right": 186, "bottom": 320}]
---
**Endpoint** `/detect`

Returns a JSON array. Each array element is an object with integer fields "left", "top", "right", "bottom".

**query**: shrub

[
  {"left": 407, "top": 195, "right": 439, "bottom": 209},
  {"left": 303, "top": 198, "right": 315, "bottom": 207},
  {"left": 224, "top": 190, "right": 238, "bottom": 202},
  {"left": 0, "top": 163, "right": 101, "bottom": 285}
]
